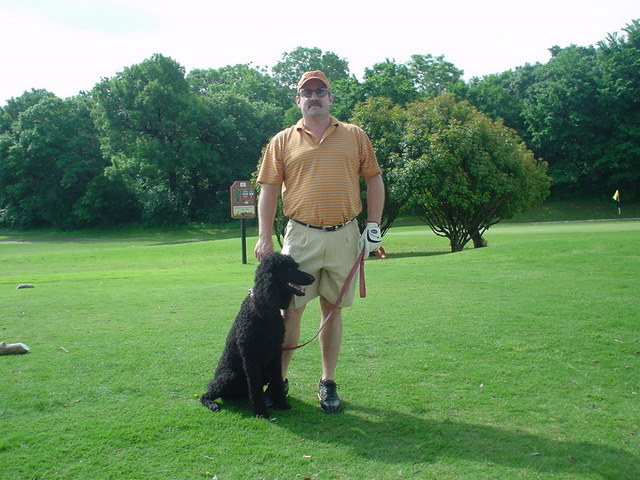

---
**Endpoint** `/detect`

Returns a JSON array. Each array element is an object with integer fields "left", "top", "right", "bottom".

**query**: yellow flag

[{"left": 613, "top": 190, "right": 620, "bottom": 201}]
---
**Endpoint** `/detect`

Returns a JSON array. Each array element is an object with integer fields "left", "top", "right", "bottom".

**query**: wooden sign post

[{"left": 230, "top": 181, "right": 256, "bottom": 264}]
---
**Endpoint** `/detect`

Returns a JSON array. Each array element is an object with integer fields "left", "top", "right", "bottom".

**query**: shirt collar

[{"left": 296, "top": 116, "right": 340, "bottom": 131}]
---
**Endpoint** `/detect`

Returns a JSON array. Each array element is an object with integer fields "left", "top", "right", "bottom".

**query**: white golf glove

[{"left": 359, "top": 222, "right": 382, "bottom": 254}]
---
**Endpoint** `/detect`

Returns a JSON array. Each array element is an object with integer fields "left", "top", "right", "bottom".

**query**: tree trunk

[
  {"left": 472, "top": 231, "right": 487, "bottom": 248},
  {"left": 449, "top": 237, "right": 464, "bottom": 252}
]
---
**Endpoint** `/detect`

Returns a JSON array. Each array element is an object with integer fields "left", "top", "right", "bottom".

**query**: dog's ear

[{"left": 253, "top": 271, "right": 272, "bottom": 297}]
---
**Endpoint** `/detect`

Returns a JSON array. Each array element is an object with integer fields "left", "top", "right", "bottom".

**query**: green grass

[
  {"left": 390, "top": 198, "right": 640, "bottom": 227},
  {"left": 1, "top": 221, "right": 639, "bottom": 479},
  {"left": 506, "top": 199, "right": 640, "bottom": 223}
]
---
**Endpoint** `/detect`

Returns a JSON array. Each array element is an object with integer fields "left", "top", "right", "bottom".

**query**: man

[{"left": 254, "top": 70, "right": 384, "bottom": 413}]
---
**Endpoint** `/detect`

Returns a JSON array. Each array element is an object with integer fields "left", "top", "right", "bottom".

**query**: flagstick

[{"left": 613, "top": 190, "right": 621, "bottom": 216}]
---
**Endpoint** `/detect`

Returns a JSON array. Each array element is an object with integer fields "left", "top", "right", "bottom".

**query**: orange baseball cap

[{"left": 297, "top": 70, "right": 330, "bottom": 90}]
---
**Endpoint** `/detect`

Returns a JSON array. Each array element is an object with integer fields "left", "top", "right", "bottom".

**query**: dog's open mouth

[{"left": 287, "top": 283, "right": 306, "bottom": 296}]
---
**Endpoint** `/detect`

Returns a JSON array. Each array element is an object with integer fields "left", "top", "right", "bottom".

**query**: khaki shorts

[{"left": 281, "top": 219, "right": 360, "bottom": 309}]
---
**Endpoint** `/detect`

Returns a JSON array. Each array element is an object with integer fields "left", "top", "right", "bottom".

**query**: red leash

[{"left": 283, "top": 249, "right": 367, "bottom": 351}]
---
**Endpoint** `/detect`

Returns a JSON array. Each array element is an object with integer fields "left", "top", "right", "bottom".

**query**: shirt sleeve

[
  {"left": 257, "top": 134, "right": 284, "bottom": 185},
  {"left": 358, "top": 128, "right": 383, "bottom": 179}
]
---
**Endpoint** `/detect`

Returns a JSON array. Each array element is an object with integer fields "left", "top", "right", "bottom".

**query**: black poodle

[{"left": 200, "top": 252, "right": 314, "bottom": 418}]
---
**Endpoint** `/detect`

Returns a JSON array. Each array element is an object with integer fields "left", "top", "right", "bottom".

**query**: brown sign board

[{"left": 230, "top": 181, "right": 256, "bottom": 219}]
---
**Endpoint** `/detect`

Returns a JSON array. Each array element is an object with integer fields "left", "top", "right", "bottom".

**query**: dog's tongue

[{"left": 288, "top": 283, "right": 306, "bottom": 296}]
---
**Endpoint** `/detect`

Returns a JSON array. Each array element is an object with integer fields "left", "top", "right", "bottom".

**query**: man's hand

[
  {"left": 254, "top": 237, "right": 275, "bottom": 262},
  {"left": 359, "top": 222, "right": 382, "bottom": 254},
  {"left": 253, "top": 183, "right": 280, "bottom": 262}
]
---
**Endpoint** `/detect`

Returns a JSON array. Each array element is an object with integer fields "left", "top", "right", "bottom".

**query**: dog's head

[{"left": 255, "top": 252, "right": 315, "bottom": 309}]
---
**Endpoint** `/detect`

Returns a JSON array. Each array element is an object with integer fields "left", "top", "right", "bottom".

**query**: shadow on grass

[
  {"left": 377, "top": 250, "right": 450, "bottom": 260},
  {"left": 274, "top": 399, "right": 638, "bottom": 479},
  {"left": 0, "top": 224, "right": 257, "bottom": 244}
]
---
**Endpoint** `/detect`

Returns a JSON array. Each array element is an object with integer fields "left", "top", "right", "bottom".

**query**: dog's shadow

[{"left": 273, "top": 398, "right": 638, "bottom": 479}]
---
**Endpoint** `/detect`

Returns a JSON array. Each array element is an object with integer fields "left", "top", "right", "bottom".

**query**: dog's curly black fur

[{"left": 200, "top": 252, "right": 314, "bottom": 418}]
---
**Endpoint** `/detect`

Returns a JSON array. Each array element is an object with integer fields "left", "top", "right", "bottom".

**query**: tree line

[{"left": 0, "top": 20, "right": 637, "bottom": 232}]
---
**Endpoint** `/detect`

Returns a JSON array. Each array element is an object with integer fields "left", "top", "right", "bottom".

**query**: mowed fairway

[{"left": 1, "top": 221, "right": 638, "bottom": 480}]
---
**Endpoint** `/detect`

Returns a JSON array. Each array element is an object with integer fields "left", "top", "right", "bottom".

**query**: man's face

[{"left": 296, "top": 78, "right": 333, "bottom": 119}]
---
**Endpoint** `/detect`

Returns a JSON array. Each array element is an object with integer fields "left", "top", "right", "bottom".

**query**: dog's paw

[
  {"left": 201, "top": 398, "right": 221, "bottom": 413},
  {"left": 253, "top": 408, "right": 270, "bottom": 418}
]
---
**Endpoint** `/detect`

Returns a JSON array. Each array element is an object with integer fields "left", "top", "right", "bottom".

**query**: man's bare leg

[
  {"left": 319, "top": 296, "right": 342, "bottom": 381},
  {"left": 317, "top": 296, "right": 343, "bottom": 413},
  {"left": 281, "top": 305, "right": 306, "bottom": 379}
]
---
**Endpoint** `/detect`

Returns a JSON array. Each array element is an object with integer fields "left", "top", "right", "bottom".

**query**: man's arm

[
  {"left": 253, "top": 183, "right": 280, "bottom": 261},
  {"left": 365, "top": 174, "right": 385, "bottom": 224}
]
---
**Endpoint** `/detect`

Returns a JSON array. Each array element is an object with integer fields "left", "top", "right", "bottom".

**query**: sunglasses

[{"left": 298, "top": 88, "right": 330, "bottom": 98}]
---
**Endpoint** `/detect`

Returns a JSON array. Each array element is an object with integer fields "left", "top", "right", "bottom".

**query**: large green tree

[
  {"left": 461, "top": 68, "right": 532, "bottom": 134},
  {"left": 93, "top": 54, "right": 207, "bottom": 224},
  {"left": 187, "top": 64, "right": 289, "bottom": 109},
  {"left": 94, "top": 54, "right": 284, "bottom": 224},
  {"left": 351, "top": 97, "right": 408, "bottom": 235},
  {"left": 521, "top": 45, "right": 604, "bottom": 193},
  {"left": 93, "top": 55, "right": 193, "bottom": 158},
  {"left": 195, "top": 92, "right": 282, "bottom": 221},
  {"left": 408, "top": 54, "right": 465, "bottom": 98},
  {"left": 391, "top": 95, "right": 550, "bottom": 252},
  {"left": 335, "top": 55, "right": 465, "bottom": 121},
  {"left": 0, "top": 91, "right": 105, "bottom": 228},
  {"left": 463, "top": 21, "right": 640, "bottom": 199},
  {"left": 271, "top": 46, "right": 350, "bottom": 89},
  {"left": 595, "top": 19, "right": 640, "bottom": 197},
  {"left": 361, "top": 60, "right": 419, "bottom": 105}
]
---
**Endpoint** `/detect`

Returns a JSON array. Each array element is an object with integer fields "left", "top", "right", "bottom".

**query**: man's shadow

[{"left": 274, "top": 399, "right": 638, "bottom": 479}]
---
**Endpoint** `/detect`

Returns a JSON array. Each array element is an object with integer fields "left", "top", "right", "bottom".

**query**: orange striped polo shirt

[{"left": 258, "top": 117, "right": 382, "bottom": 226}]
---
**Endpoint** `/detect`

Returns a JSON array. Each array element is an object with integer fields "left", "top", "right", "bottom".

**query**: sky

[{"left": 0, "top": 0, "right": 638, "bottom": 105}]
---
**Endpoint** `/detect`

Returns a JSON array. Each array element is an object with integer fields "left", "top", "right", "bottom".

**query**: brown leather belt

[{"left": 291, "top": 217, "right": 355, "bottom": 232}]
